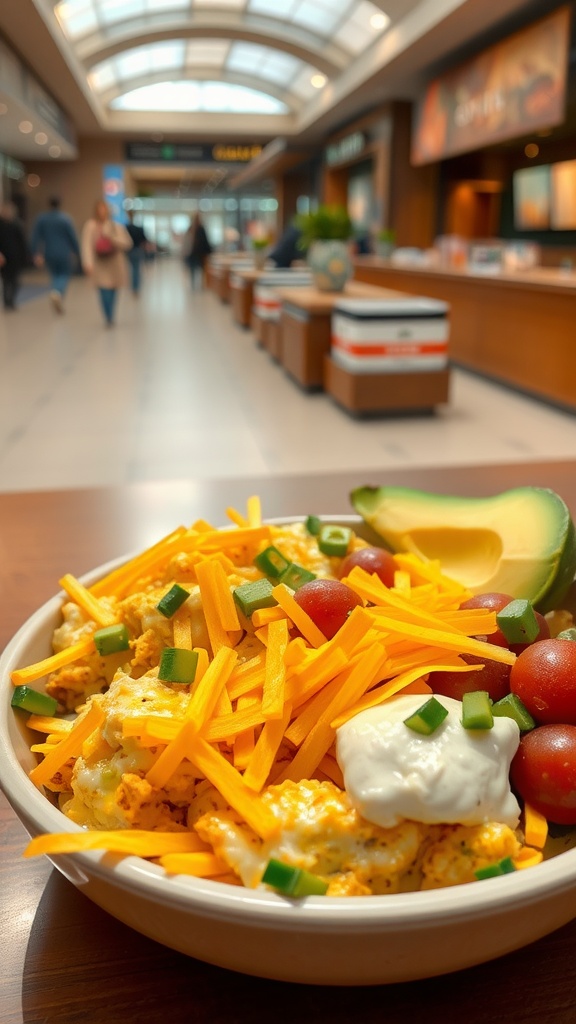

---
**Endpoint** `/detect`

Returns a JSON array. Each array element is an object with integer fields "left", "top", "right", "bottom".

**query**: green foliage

[
  {"left": 295, "top": 205, "right": 353, "bottom": 247},
  {"left": 251, "top": 237, "right": 270, "bottom": 250},
  {"left": 377, "top": 228, "right": 395, "bottom": 243}
]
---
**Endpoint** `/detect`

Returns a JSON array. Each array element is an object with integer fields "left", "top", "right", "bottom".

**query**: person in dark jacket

[
  {"left": 31, "top": 196, "right": 80, "bottom": 314},
  {"left": 125, "top": 210, "right": 150, "bottom": 296},
  {"left": 0, "top": 201, "right": 29, "bottom": 310},
  {"left": 185, "top": 213, "right": 213, "bottom": 288},
  {"left": 267, "top": 222, "right": 305, "bottom": 268}
]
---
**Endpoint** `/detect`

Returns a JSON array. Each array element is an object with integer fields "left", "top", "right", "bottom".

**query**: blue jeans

[
  {"left": 98, "top": 287, "right": 117, "bottom": 325},
  {"left": 127, "top": 248, "right": 143, "bottom": 294},
  {"left": 47, "top": 259, "right": 72, "bottom": 297}
]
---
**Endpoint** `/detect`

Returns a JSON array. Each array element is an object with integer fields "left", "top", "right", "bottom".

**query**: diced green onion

[
  {"left": 233, "top": 578, "right": 277, "bottom": 618},
  {"left": 557, "top": 628, "right": 576, "bottom": 641},
  {"left": 261, "top": 858, "right": 329, "bottom": 897},
  {"left": 156, "top": 583, "right": 190, "bottom": 618},
  {"left": 93, "top": 623, "right": 130, "bottom": 656},
  {"left": 278, "top": 562, "right": 316, "bottom": 591},
  {"left": 461, "top": 690, "right": 493, "bottom": 730},
  {"left": 317, "top": 525, "right": 353, "bottom": 557},
  {"left": 11, "top": 685, "right": 58, "bottom": 716},
  {"left": 492, "top": 693, "right": 535, "bottom": 732},
  {"left": 475, "top": 856, "right": 517, "bottom": 880},
  {"left": 496, "top": 599, "right": 539, "bottom": 645},
  {"left": 403, "top": 696, "right": 448, "bottom": 735},
  {"left": 158, "top": 647, "right": 198, "bottom": 684},
  {"left": 305, "top": 515, "right": 321, "bottom": 536},
  {"left": 254, "top": 545, "right": 291, "bottom": 579}
]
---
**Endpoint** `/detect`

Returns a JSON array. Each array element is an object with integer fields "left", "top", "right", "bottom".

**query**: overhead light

[
  {"left": 19, "top": 120, "right": 33, "bottom": 134},
  {"left": 27, "top": 173, "right": 41, "bottom": 187},
  {"left": 49, "top": 144, "right": 61, "bottom": 158},
  {"left": 310, "top": 73, "right": 327, "bottom": 89},
  {"left": 35, "top": 132, "right": 48, "bottom": 145},
  {"left": 370, "top": 12, "right": 390, "bottom": 30},
  {"left": 525, "top": 143, "right": 539, "bottom": 158}
]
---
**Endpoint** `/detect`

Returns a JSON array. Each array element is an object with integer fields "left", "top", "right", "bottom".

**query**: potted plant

[
  {"left": 251, "top": 236, "right": 271, "bottom": 269},
  {"left": 295, "top": 204, "right": 353, "bottom": 291},
  {"left": 375, "top": 227, "right": 396, "bottom": 259}
]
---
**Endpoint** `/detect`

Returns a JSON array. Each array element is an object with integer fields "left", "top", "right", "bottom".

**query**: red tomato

[
  {"left": 293, "top": 579, "right": 362, "bottom": 640},
  {"left": 338, "top": 547, "right": 397, "bottom": 587},
  {"left": 510, "top": 724, "right": 576, "bottom": 824},
  {"left": 510, "top": 639, "right": 576, "bottom": 724},
  {"left": 460, "top": 592, "right": 514, "bottom": 648},
  {"left": 430, "top": 655, "right": 511, "bottom": 703}
]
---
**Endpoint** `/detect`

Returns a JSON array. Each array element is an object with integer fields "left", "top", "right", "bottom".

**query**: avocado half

[{"left": 350, "top": 485, "right": 576, "bottom": 613}]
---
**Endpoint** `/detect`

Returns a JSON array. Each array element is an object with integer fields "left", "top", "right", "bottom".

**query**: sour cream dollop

[{"left": 336, "top": 694, "right": 521, "bottom": 829}]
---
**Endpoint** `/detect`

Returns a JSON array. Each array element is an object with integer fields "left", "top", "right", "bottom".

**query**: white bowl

[{"left": 3, "top": 524, "right": 576, "bottom": 985}]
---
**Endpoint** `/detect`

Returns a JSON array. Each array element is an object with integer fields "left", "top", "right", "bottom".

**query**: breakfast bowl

[{"left": 2, "top": 512, "right": 576, "bottom": 987}]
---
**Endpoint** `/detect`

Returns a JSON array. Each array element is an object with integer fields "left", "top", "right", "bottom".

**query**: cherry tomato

[
  {"left": 338, "top": 546, "right": 397, "bottom": 587},
  {"left": 430, "top": 655, "right": 511, "bottom": 703},
  {"left": 509, "top": 611, "right": 550, "bottom": 654},
  {"left": 460, "top": 592, "right": 514, "bottom": 648},
  {"left": 510, "top": 724, "right": 576, "bottom": 824},
  {"left": 293, "top": 579, "right": 362, "bottom": 640},
  {"left": 510, "top": 639, "right": 576, "bottom": 724}
]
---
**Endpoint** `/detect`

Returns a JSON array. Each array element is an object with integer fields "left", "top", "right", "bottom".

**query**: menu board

[
  {"left": 411, "top": 7, "right": 570, "bottom": 166},
  {"left": 551, "top": 161, "right": 576, "bottom": 229},
  {"left": 514, "top": 165, "right": 551, "bottom": 229}
]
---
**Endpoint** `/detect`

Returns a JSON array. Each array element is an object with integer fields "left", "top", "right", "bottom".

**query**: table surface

[
  {"left": 354, "top": 255, "right": 576, "bottom": 294},
  {"left": 3, "top": 463, "right": 576, "bottom": 1024},
  {"left": 276, "top": 280, "right": 407, "bottom": 314}
]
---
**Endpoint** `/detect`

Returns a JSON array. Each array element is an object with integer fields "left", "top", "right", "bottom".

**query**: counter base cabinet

[
  {"left": 324, "top": 356, "right": 451, "bottom": 415},
  {"left": 230, "top": 283, "right": 252, "bottom": 328},
  {"left": 280, "top": 308, "right": 331, "bottom": 390},
  {"left": 261, "top": 319, "right": 282, "bottom": 361},
  {"left": 353, "top": 262, "right": 576, "bottom": 412}
]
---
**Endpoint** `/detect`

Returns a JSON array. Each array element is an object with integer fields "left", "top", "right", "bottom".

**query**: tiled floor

[{"left": 2, "top": 257, "right": 576, "bottom": 493}]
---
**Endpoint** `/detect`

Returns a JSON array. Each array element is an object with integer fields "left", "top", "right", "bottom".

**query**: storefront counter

[{"left": 353, "top": 257, "right": 576, "bottom": 410}]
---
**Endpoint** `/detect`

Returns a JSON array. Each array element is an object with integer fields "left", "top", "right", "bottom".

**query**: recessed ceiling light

[
  {"left": 27, "top": 173, "right": 41, "bottom": 187},
  {"left": 35, "top": 132, "right": 48, "bottom": 145},
  {"left": 370, "top": 13, "right": 390, "bottom": 30},
  {"left": 525, "top": 143, "right": 539, "bottom": 158},
  {"left": 49, "top": 144, "right": 61, "bottom": 158},
  {"left": 311, "top": 73, "right": 327, "bottom": 89},
  {"left": 19, "top": 120, "right": 33, "bottom": 134}
]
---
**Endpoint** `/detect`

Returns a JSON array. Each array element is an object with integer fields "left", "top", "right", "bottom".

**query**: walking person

[
  {"left": 0, "top": 201, "right": 29, "bottom": 311},
  {"left": 81, "top": 200, "right": 132, "bottom": 327},
  {"left": 184, "top": 212, "right": 213, "bottom": 288},
  {"left": 30, "top": 196, "right": 80, "bottom": 314},
  {"left": 125, "top": 211, "right": 150, "bottom": 296}
]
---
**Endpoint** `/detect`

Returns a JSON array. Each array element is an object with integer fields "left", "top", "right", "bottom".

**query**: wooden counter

[
  {"left": 207, "top": 256, "right": 255, "bottom": 304},
  {"left": 353, "top": 257, "right": 576, "bottom": 411},
  {"left": 229, "top": 266, "right": 265, "bottom": 327}
]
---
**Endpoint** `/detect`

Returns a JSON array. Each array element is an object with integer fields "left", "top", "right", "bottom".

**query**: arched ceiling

[{"left": 43, "top": 0, "right": 397, "bottom": 121}]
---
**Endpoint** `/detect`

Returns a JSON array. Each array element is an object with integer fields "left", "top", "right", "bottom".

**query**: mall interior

[{"left": 2, "top": 0, "right": 576, "bottom": 494}]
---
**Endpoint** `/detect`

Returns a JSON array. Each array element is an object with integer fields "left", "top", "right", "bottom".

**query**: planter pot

[
  {"left": 307, "top": 239, "right": 352, "bottom": 292},
  {"left": 253, "top": 249, "right": 268, "bottom": 269},
  {"left": 376, "top": 241, "right": 394, "bottom": 259}
]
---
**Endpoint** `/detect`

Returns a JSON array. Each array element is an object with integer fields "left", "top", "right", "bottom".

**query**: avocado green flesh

[{"left": 350, "top": 485, "right": 576, "bottom": 611}]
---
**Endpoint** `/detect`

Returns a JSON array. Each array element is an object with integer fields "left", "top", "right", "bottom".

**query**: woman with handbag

[{"left": 81, "top": 200, "right": 133, "bottom": 326}]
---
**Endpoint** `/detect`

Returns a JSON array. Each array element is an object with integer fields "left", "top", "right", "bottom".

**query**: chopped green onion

[
  {"left": 403, "top": 696, "right": 448, "bottom": 735},
  {"left": 93, "top": 623, "right": 130, "bottom": 656},
  {"left": 305, "top": 515, "right": 321, "bottom": 536},
  {"left": 11, "top": 685, "right": 58, "bottom": 716},
  {"left": 461, "top": 690, "right": 493, "bottom": 730},
  {"left": 317, "top": 524, "right": 353, "bottom": 558},
  {"left": 557, "top": 628, "right": 576, "bottom": 641},
  {"left": 233, "top": 578, "right": 277, "bottom": 618},
  {"left": 261, "top": 858, "right": 328, "bottom": 897},
  {"left": 496, "top": 599, "right": 539, "bottom": 645},
  {"left": 254, "top": 545, "right": 291, "bottom": 579},
  {"left": 492, "top": 693, "right": 535, "bottom": 732},
  {"left": 156, "top": 583, "right": 190, "bottom": 618},
  {"left": 475, "top": 856, "right": 517, "bottom": 880},
  {"left": 158, "top": 648, "right": 198, "bottom": 684},
  {"left": 278, "top": 562, "right": 316, "bottom": 591}
]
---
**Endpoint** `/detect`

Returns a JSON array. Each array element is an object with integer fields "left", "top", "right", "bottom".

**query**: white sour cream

[{"left": 336, "top": 694, "right": 521, "bottom": 829}]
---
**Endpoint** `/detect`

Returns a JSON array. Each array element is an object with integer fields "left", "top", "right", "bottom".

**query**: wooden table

[
  {"left": 276, "top": 282, "right": 451, "bottom": 413},
  {"left": 353, "top": 257, "right": 576, "bottom": 412},
  {"left": 3, "top": 463, "right": 576, "bottom": 1023}
]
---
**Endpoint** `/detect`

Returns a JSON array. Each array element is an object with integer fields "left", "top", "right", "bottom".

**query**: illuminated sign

[
  {"left": 125, "top": 142, "right": 262, "bottom": 163},
  {"left": 411, "top": 6, "right": 570, "bottom": 165},
  {"left": 325, "top": 132, "right": 365, "bottom": 167}
]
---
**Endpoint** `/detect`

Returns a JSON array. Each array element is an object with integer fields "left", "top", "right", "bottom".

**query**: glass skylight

[
  {"left": 110, "top": 80, "right": 288, "bottom": 113},
  {"left": 53, "top": 0, "right": 391, "bottom": 114}
]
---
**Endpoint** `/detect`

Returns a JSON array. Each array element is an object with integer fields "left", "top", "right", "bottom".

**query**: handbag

[{"left": 95, "top": 232, "right": 116, "bottom": 258}]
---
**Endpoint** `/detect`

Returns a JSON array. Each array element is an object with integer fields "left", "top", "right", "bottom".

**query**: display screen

[
  {"left": 551, "top": 160, "right": 576, "bottom": 229},
  {"left": 513, "top": 165, "right": 551, "bottom": 229}
]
